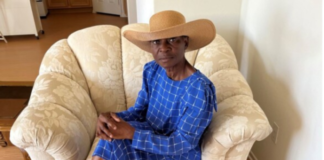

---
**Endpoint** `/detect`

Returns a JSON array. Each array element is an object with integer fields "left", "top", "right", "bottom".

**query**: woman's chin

[{"left": 158, "top": 63, "right": 173, "bottom": 69}]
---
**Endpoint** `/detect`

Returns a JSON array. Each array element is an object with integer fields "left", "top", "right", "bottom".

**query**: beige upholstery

[{"left": 10, "top": 24, "right": 272, "bottom": 160}]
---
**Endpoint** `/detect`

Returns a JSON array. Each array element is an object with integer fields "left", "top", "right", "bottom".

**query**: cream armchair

[{"left": 10, "top": 24, "right": 272, "bottom": 160}]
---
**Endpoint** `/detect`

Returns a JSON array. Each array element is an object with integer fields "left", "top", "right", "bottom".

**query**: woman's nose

[{"left": 159, "top": 40, "right": 170, "bottom": 52}]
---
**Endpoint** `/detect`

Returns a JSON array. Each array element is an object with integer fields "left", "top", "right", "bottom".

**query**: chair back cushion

[
  {"left": 67, "top": 25, "right": 127, "bottom": 113},
  {"left": 193, "top": 35, "right": 253, "bottom": 104}
]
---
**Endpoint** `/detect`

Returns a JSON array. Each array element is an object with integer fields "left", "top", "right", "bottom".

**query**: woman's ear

[{"left": 183, "top": 36, "right": 189, "bottom": 49}]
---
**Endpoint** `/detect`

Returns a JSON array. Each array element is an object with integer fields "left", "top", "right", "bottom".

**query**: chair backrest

[{"left": 68, "top": 25, "right": 127, "bottom": 114}]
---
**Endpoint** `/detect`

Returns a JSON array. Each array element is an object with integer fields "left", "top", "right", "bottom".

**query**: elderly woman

[{"left": 93, "top": 10, "right": 217, "bottom": 160}]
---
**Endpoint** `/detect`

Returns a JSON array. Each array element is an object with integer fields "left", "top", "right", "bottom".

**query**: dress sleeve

[
  {"left": 131, "top": 80, "right": 217, "bottom": 155},
  {"left": 116, "top": 63, "right": 153, "bottom": 121}
]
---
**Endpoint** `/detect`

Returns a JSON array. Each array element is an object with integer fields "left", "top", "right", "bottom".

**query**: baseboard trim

[
  {"left": 48, "top": 8, "right": 92, "bottom": 14},
  {"left": 249, "top": 151, "right": 258, "bottom": 160}
]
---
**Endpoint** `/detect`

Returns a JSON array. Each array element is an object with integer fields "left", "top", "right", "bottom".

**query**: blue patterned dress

[{"left": 93, "top": 61, "right": 217, "bottom": 160}]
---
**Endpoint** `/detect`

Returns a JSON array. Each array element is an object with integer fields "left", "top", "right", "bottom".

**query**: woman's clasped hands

[{"left": 96, "top": 112, "right": 135, "bottom": 141}]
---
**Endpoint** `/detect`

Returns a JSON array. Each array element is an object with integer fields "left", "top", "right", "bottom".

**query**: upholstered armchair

[{"left": 10, "top": 24, "right": 272, "bottom": 160}]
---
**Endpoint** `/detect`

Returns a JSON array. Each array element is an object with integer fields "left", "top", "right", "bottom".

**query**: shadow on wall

[{"left": 235, "top": 38, "right": 302, "bottom": 160}]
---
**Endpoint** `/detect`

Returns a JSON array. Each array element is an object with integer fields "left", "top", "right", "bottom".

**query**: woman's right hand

[{"left": 96, "top": 112, "right": 121, "bottom": 141}]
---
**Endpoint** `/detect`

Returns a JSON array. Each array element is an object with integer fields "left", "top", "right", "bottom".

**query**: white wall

[
  {"left": 237, "top": 0, "right": 322, "bottom": 160},
  {"left": 135, "top": 0, "right": 242, "bottom": 53},
  {"left": 136, "top": 0, "right": 154, "bottom": 24}
]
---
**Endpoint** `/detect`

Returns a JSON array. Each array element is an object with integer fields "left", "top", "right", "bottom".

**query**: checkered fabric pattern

[{"left": 93, "top": 61, "right": 217, "bottom": 160}]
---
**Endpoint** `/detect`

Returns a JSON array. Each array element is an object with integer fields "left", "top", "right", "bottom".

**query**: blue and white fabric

[{"left": 93, "top": 61, "right": 217, "bottom": 160}]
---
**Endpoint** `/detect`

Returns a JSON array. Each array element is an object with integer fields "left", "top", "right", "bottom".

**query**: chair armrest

[
  {"left": 11, "top": 102, "right": 91, "bottom": 160},
  {"left": 201, "top": 95, "right": 272, "bottom": 159},
  {"left": 194, "top": 34, "right": 272, "bottom": 159},
  {"left": 10, "top": 72, "right": 98, "bottom": 160}
]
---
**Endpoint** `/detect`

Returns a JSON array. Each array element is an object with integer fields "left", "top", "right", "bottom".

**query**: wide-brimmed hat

[{"left": 123, "top": 10, "right": 216, "bottom": 53}]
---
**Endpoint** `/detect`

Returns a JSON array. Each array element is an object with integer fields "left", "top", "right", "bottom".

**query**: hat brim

[{"left": 123, "top": 19, "right": 216, "bottom": 53}]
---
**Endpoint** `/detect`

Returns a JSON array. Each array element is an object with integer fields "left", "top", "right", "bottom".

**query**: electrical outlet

[{"left": 271, "top": 122, "right": 279, "bottom": 144}]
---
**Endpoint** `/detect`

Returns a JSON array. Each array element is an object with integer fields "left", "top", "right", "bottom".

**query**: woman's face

[{"left": 150, "top": 36, "right": 189, "bottom": 69}]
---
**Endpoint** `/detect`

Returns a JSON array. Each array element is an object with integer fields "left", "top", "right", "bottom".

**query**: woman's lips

[{"left": 159, "top": 57, "right": 173, "bottom": 63}]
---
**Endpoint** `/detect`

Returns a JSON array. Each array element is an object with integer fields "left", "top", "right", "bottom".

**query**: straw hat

[{"left": 123, "top": 10, "right": 216, "bottom": 53}]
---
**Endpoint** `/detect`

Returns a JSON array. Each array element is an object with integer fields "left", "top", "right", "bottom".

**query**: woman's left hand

[{"left": 109, "top": 119, "right": 135, "bottom": 140}]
